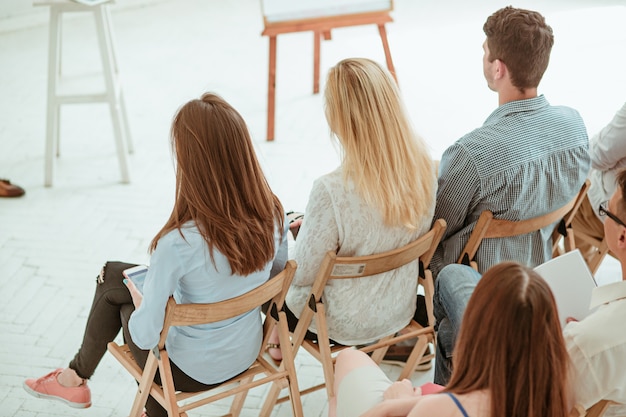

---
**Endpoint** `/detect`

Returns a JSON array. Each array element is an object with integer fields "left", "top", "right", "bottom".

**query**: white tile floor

[{"left": 0, "top": 0, "right": 625, "bottom": 416}]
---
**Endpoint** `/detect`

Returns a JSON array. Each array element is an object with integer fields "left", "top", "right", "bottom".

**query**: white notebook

[{"left": 534, "top": 249, "right": 598, "bottom": 327}]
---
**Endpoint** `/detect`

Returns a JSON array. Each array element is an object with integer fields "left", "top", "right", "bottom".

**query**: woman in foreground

[
  {"left": 23, "top": 93, "right": 286, "bottom": 417},
  {"left": 333, "top": 262, "right": 572, "bottom": 417}
]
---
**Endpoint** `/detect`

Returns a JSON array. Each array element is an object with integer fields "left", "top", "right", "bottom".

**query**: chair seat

[{"left": 262, "top": 0, "right": 392, "bottom": 23}]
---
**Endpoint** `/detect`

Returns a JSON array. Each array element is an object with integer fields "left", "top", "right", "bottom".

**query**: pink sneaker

[{"left": 23, "top": 368, "right": 91, "bottom": 408}]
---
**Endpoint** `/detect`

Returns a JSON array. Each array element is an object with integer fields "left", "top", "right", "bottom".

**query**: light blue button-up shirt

[{"left": 129, "top": 220, "right": 286, "bottom": 384}]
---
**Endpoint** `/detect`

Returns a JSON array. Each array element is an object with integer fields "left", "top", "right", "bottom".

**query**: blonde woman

[{"left": 269, "top": 57, "right": 437, "bottom": 360}]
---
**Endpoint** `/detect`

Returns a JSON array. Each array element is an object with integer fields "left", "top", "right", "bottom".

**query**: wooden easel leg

[
  {"left": 313, "top": 31, "right": 321, "bottom": 94},
  {"left": 267, "top": 35, "right": 277, "bottom": 141},
  {"left": 377, "top": 24, "right": 396, "bottom": 83}
]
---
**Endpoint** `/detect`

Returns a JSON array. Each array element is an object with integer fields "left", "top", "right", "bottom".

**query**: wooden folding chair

[
  {"left": 260, "top": 0, "right": 396, "bottom": 141},
  {"left": 107, "top": 260, "right": 303, "bottom": 417},
  {"left": 458, "top": 180, "right": 590, "bottom": 271},
  {"left": 261, "top": 219, "right": 446, "bottom": 412},
  {"left": 574, "top": 230, "right": 616, "bottom": 275}
]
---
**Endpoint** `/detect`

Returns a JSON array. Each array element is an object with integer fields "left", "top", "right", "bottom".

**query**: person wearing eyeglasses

[
  {"left": 562, "top": 168, "right": 626, "bottom": 413},
  {"left": 431, "top": 168, "right": 626, "bottom": 414},
  {"left": 572, "top": 102, "right": 626, "bottom": 265}
]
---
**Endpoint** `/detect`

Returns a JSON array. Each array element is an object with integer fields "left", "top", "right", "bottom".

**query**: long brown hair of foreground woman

[
  {"left": 447, "top": 262, "right": 571, "bottom": 417},
  {"left": 333, "top": 262, "right": 571, "bottom": 417}
]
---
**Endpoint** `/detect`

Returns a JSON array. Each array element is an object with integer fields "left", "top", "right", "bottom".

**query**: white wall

[{"left": 0, "top": 0, "right": 169, "bottom": 33}]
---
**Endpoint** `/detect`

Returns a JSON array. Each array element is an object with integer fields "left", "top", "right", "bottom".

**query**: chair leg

[
  {"left": 229, "top": 376, "right": 253, "bottom": 417},
  {"left": 157, "top": 350, "right": 180, "bottom": 416},
  {"left": 266, "top": 35, "right": 277, "bottom": 141},
  {"left": 377, "top": 24, "right": 396, "bottom": 82},
  {"left": 277, "top": 311, "right": 304, "bottom": 417},
  {"left": 259, "top": 381, "right": 282, "bottom": 417},
  {"left": 397, "top": 335, "right": 429, "bottom": 380},
  {"left": 314, "top": 302, "right": 335, "bottom": 398},
  {"left": 130, "top": 352, "right": 159, "bottom": 417},
  {"left": 313, "top": 31, "right": 321, "bottom": 94}
]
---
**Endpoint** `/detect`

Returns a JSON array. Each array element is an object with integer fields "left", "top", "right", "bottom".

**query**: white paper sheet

[{"left": 534, "top": 249, "right": 598, "bottom": 327}]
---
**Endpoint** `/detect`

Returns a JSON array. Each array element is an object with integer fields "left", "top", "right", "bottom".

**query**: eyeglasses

[{"left": 599, "top": 202, "right": 626, "bottom": 228}]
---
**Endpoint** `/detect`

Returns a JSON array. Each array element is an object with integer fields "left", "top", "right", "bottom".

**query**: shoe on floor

[
  {"left": 23, "top": 368, "right": 92, "bottom": 408},
  {"left": 382, "top": 345, "right": 433, "bottom": 371},
  {"left": 0, "top": 179, "right": 25, "bottom": 198}
]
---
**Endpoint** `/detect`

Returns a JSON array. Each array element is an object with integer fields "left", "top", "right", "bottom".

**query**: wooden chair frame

[
  {"left": 569, "top": 400, "right": 619, "bottom": 417},
  {"left": 261, "top": 219, "right": 446, "bottom": 412},
  {"left": 260, "top": 1, "right": 396, "bottom": 141},
  {"left": 458, "top": 180, "right": 590, "bottom": 270},
  {"left": 585, "top": 400, "right": 618, "bottom": 417},
  {"left": 108, "top": 260, "right": 303, "bottom": 417},
  {"left": 574, "top": 229, "right": 616, "bottom": 275}
]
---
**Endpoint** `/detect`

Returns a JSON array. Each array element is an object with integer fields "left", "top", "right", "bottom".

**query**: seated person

[
  {"left": 430, "top": 5, "right": 589, "bottom": 277},
  {"left": 572, "top": 101, "right": 626, "bottom": 264},
  {"left": 434, "top": 169, "right": 626, "bottom": 411},
  {"left": 268, "top": 57, "right": 437, "bottom": 360},
  {"left": 22, "top": 93, "right": 287, "bottom": 417},
  {"left": 332, "top": 262, "right": 572, "bottom": 417}
]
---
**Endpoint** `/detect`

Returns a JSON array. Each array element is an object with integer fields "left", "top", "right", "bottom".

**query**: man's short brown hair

[{"left": 483, "top": 6, "right": 554, "bottom": 92}]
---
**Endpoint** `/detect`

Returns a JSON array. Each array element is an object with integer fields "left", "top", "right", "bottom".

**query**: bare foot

[{"left": 56, "top": 368, "right": 85, "bottom": 387}]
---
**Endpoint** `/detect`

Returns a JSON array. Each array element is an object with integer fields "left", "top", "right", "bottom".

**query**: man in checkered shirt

[{"left": 430, "top": 6, "right": 590, "bottom": 278}]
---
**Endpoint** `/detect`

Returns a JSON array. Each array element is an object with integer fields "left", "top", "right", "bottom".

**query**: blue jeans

[{"left": 433, "top": 264, "right": 481, "bottom": 385}]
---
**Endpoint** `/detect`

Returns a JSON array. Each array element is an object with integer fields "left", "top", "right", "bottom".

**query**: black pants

[{"left": 68, "top": 261, "right": 217, "bottom": 417}]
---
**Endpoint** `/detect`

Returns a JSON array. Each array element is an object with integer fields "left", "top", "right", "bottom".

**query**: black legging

[{"left": 68, "top": 261, "right": 218, "bottom": 417}]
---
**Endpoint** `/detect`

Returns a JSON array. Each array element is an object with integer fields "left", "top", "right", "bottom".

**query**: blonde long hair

[
  {"left": 150, "top": 93, "right": 284, "bottom": 276},
  {"left": 324, "top": 58, "right": 435, "bottom": 229}
]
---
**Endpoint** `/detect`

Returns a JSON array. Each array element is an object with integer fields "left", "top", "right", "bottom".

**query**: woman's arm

[
  {"left": 128, "top": 235, "right": 182, "bottom": 349},
  {"left": 589, "top": 102, "right": 626, "bottom": 171},
  {"left": 292, "top": 179, "right": 340, "bottom": 287},
  {"left": 360, "top": 397, "right": 423, "bottom": 417}
]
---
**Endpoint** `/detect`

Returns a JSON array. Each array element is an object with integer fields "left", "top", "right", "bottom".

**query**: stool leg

[
  {"left": 94, "top": 6, "right": 130, "bottom": 183},
  {"left": 266, "top": 35, "right": 277, "bottom": 142},
  {"left": 44, "top": 6, "right": 62, "bottom": 187},
  {"left": 377, "top": 24, "right": 397, "bottom": 83},
  {"left": 103, "top": 5, "right": 133, "bottom": 154}
]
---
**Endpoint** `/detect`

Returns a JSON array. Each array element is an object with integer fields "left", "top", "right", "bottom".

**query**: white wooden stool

[
  {"left": 34, "top": 0, "right": 132, "bottom": 186},
  {"left": 260, "top": 0, "right": 396, "bottom": 141}
]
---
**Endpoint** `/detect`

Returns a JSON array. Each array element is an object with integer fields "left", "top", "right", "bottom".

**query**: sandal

[{"left": 266, "top": 343, "right": 282, "bottom": 366}]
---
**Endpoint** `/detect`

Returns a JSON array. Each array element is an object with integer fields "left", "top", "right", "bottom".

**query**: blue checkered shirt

[{"left": 431, "top": 95, "right": 590, "bottom": 277}]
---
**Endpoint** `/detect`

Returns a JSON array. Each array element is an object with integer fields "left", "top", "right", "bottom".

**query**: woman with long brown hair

[
  {"left": 333, "top": 262, "right": 572, "bottom": 417},
  {"left": 23, "top": 93, "right": 286, "bottom": 417}
]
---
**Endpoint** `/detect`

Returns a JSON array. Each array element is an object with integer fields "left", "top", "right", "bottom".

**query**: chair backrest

[
  {"left": 292, "top": 217, "right": 446, "bottom": 343},
  {"left": 156, "top": 262, "right": 293, "bottom": 349},
  {"left": 458, "top": 180, "right": 590, "bottom": 269},
  {"left": 108, "top": 260, "right": 303, "bottom": 417}
]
